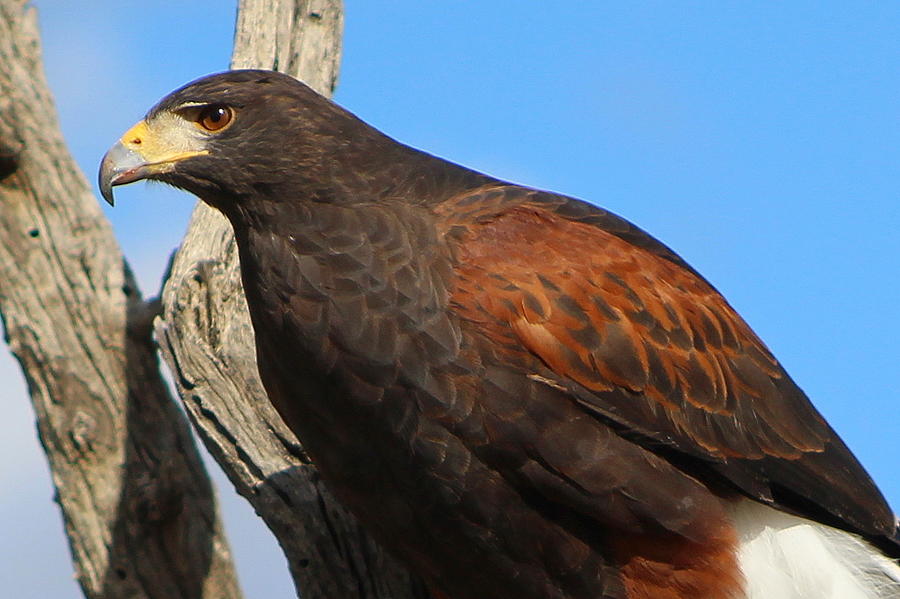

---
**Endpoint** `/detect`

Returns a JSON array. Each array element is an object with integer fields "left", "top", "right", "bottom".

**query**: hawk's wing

[{"left": 439, "top": 185, "right": 894, "bottom": 541}]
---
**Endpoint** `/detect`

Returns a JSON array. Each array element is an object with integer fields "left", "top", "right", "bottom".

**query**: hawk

[{"left": 100, "top": 70, "right": 900, "bottom": 599}]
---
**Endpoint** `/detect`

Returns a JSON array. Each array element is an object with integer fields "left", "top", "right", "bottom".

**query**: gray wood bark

[
  {"left": 0, "top": 1, "right": 241, "bottom": 598},
  {"left": 156, "top": 1, "right": 427, "bottom": 598}
]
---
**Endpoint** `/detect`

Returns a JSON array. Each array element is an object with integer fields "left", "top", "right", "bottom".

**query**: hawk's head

[{"left": 99, "top": 69, "right": 360, "bottom": 211}]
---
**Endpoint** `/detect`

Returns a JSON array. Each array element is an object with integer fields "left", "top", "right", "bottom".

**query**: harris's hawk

[{"left": 100, "top": 70, "right": 900, "bottom": 599}]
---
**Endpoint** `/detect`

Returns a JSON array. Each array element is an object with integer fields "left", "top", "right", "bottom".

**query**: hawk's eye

[{"left": 196, "top": 105, "right": 234, "bottom": 132}]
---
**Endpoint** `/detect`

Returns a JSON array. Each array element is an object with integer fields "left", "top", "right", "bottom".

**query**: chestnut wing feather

[{"left": 440, "top": 185, "right": 894, "bottom": 539}]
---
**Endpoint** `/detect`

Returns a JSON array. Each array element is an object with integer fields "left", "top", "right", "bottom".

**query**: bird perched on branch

[{"left": 100, "top": 70, "right": 900, "bottom": 599}]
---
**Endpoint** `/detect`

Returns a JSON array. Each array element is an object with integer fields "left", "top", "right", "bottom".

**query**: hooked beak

[
  {"left": 98, "top": 119, "right": 209, "bottom": 206},
  {"left": 98, "top": 140, "right": 150, "bottom": 206}
]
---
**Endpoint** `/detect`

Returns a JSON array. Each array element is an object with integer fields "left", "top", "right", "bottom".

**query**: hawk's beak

[
  {"left": 98, "top": 119, "right": 209, "bottom": 206},
  {"left": 98, "top": 140, "right": 150, "bottom": 206}
]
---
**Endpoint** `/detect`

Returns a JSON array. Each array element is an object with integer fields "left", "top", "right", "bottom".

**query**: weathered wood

[
  {"left": 156, "top": 1, "right": 427, "bottom": 597},
  {"left": 0, "top": 1, "right": 241, "bottom": 598}
]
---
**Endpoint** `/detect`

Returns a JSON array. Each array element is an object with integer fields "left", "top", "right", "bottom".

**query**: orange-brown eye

[{"left": 197, "top": 105, "right": 233, "bottom": 132}]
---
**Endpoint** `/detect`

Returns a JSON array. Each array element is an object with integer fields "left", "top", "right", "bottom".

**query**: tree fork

[
  {"left": 1, "top": 0, "right": 426, "bottom": 597},
  {"left": 0, "top": 1, "right": 241, "bottom": 598}
]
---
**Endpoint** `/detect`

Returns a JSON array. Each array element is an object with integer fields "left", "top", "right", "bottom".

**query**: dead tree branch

[
  {"left": 156, "top": 1, "right": 426, "bottom": 597},
  {"left": 0, "top": 1, "right": 241, "bottom": 597}
]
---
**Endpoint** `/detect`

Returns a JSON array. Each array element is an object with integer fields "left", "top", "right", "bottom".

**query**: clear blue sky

[{"left": 2, "top": 2, "right": 898, "bottom": 597}]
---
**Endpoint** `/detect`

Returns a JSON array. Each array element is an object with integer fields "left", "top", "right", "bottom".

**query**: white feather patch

[{"left": 730, "top": 500, "right": 900, "bottom": 599}]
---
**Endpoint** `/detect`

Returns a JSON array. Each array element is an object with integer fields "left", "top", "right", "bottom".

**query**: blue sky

[{"left": 2, "top": 2, "right": 898, "bottom": 597}]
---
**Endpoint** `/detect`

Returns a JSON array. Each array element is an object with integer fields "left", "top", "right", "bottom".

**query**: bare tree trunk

[
  {"left": 0, "top": 1, "right": 241, "bottom": 598},
  {"left": 1, "top": 0, "right": 422, "bottom": 597},
  {"left": 156, "top": 1, "right": 427, "bottom": 597}
]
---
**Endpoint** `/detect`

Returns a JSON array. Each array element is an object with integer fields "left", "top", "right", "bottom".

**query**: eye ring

[{"left": 196, "top": 104, "right": 234, "bottom": 132}]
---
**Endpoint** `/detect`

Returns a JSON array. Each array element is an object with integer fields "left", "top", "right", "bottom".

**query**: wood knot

[
  {"left": 70, "top": 410, "right": 97, "bottom": 453},
  {"left": 0, "top": 137, "right": 22, "bottom": 180},
  {"left": 0, "top": 114, "right": 23, "bottom": 180}
]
